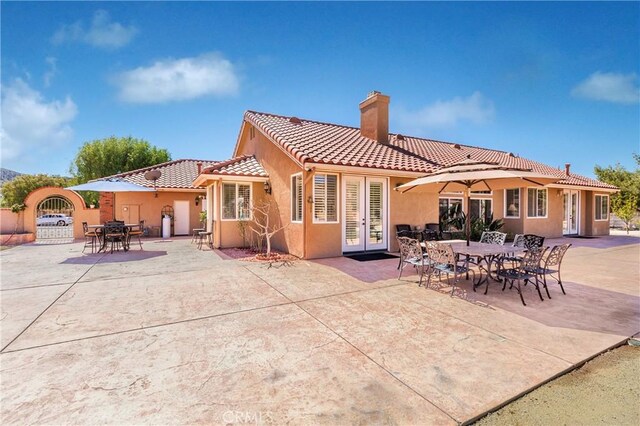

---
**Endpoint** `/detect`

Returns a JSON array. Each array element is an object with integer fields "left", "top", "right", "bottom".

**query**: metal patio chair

[
  {"left": 496, "top": 246, "right": 548, "bottom": 306},
  {"left": 127, "top": 220, "right": 144, "bottom": 250},
  {"left": 424, "top": 241, "right": 474, "bottom": 295},
  {"left": 526, "top": 243, "right": 572, "bottom": 298},
  {"left": 397, "top": 236, "right": 430, "bottom": 287},
  {"left": 82, "top": 221, "right": 99, "bottom": 254}
]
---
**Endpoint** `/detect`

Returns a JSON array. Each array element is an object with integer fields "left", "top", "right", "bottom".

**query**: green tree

[
  {"left": 69, "top": 136, "right": 171, "bottom": 206},
  {"left": 70, "top": 136, "right": 171, "bottom": 182},
  {"left": 594, "top": 155, "right": 640, "bottom": 231},
  {"left": 0, "top": 174, "right": 72, "bottom": 207}
]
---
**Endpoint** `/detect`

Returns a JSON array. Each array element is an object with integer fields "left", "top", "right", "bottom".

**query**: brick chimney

[
  {"left": 196, "top": 162, "right": 202, "bottom": 174},
  {"left": 359, "top": 91, "right": 390, "bottom": 144},
  {"left": 565, "top": 163, "right": 571, "bottom": 176}
]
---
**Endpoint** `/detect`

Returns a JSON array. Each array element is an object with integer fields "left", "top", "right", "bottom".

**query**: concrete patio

[{"left": 1, "top": 234, "right": 638, "bottom": 425}]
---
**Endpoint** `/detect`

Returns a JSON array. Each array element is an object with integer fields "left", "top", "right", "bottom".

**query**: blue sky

[{"left": 2, "top": 1, "right": 638, "bottom": 178}]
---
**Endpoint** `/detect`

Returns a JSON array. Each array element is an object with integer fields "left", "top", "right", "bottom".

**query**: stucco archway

[{"left": 23, "top": 187, "right": 100, "bottom": 240}]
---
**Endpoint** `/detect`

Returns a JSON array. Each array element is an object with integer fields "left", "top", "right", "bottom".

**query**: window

[
  {"left": 470, "top": 199, "right": 492, "bottom": 222},
  {"left": 222, "top": 183, "right": 252, "bottom": 220},
  {"left": 527, "top": 188, "right": 547, "bottom": 218},
  {"left": 595, "top": 195, "right": 609, "bottom": 221},
  {"left": 291, "top": 174, "right": 303, "bottom": 222},
  {"left": 439, "top": 197, "right": 463, "bottom": 225},
  {"left": 504, "top": 189, "right": 520, "bottom": 218},
  {"left": 313, "top": 173, "right": 338, "bottom": 223}
]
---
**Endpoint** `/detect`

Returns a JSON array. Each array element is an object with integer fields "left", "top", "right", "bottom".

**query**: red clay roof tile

[{"left": 244, "top": 111, "right": 616, "bottom": 190}]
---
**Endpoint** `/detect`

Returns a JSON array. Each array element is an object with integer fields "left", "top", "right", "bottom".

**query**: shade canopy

[
  {"left": 395, "top": 159, "right": 560, "bottom": 193},
  {"left": 66, "top": 178, "right": 155, "bottom": 192},
  {"left": 395, "top": 158, "right": 561, "bottom": 245}
]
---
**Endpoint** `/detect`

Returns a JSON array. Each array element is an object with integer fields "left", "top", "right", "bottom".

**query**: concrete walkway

[{"left": 1, "top": 235, "right": 638, "bottom": 424}]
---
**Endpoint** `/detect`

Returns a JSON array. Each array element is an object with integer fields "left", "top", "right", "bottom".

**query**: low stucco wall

[{"left": 1, "top": 209, "right": 19, "bottom": 233}]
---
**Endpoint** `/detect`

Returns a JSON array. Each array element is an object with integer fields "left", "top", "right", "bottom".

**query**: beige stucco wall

[
  {"left": 389, "top": 179, "right": 439, "bottom": 252},
  {"left": 113, "top": 190, "right": 206, "bottom": 236},
  {"left": 232, "top": 125, "right": 305, "bottom": 257},
  {"left": 522, "top": 187, "right": 563, "bottom": 238},
  {"left": 583, "top": 190, "right": 611, "bottom": 236},
  {"left": 22, "top": 187, "right": 100, "bottom": 238},
  {"left": 1, "top": 209, "right": 19, "bottom": 233}
]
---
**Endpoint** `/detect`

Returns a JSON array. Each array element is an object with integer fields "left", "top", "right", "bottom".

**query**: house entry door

[
  {"left": 174, "top": 200, "right": 190, "bottom": 236},
  {"left": 563, "top": 190, "right": 579, "bottom": 235},
  {"left": 342, "top": 176, "right": 387, "bottom": 252}
]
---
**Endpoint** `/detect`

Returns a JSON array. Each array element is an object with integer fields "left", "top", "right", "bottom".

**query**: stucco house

[
  {"left": 194, "top": 92, "right": 617, "bottom": 259},
  {"left": 101, "top": 159, "right": 218, "bottom": 236}
]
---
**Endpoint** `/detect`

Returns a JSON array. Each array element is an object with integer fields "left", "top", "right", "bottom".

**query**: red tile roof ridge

[
  {"left": 201, "top": 155, "right": 254, "bottom": 174},
  {"left": 110, "top": 158, "right": 220, "bottom": 178},
  {"left": 244, "top": 109, "right": 510, "bottom": 155}
]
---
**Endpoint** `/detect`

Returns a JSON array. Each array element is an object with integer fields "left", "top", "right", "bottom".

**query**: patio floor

[{"left": 1, "top": 234, "right": 638, "bottom": 424}]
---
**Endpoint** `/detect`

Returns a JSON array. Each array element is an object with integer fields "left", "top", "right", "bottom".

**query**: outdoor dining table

[
  {"left": 421, "top": 240, "right": 526, "bottom": 289},
  {"left": 88, "top": 223, "right": 140, "bottom": 253}
]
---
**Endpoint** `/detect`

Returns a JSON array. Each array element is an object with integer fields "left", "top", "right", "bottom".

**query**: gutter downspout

[{"left": 302, "top": 166, "right": 316, "bottom": 259}]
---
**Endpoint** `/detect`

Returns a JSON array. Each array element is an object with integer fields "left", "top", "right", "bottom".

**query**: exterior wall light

[{"left": 264, "top": 181, "right": 272, "bottom": 194}]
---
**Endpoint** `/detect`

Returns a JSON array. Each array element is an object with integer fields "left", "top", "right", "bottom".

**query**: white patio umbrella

[
  {"left": 395, "top": 157, "right": 561, "bottom": 245},
  {"left": 66, "top": 178, "right": 154, "bottom": 220}
]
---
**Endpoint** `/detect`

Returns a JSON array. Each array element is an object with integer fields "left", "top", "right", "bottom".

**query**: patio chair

[
  {"left": 422, "top": 223, "right": 441, "bottom": 241},
  {"left": 82, "top": 222, "right": 99, "bottom": 253},
  {"left": 526, "top": 243, "right": 572, "bottom": 298},
  {"left": 424, "top": 241, "right": 474, "bottom": 295},
  {"left": 104, "top": 222, "right": 127, "bottom": 253},
  {"left": 127, "top": 220, "right": 144, "bottom": 250},
  {"left": 396, "top": 224, "right": 419, "bottom": 268},
  {"left": 480, "top": 231, "right": 507, "bottom": 245},
  {"left": 523, "top": 234, "right": 545, "bottom": 250},
  {"left": 496, "top": 247, "right": 548, "bottom": 306},
  {"left": 397, "top": 236, "right": 430, "bottom": 287}
]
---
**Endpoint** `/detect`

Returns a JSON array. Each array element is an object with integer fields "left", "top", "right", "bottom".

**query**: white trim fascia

[
  {"left": 194, "top": 175, "right": 269, "bottom": 187},
  {"left": 154, "top": 188, "right": 207, "bottom": 193},
  {"left": 309, "top": 163, "right": 424, "bottom": 178},
  {"left": 547, "top": 183, "right": 618, "bottom": 193}
]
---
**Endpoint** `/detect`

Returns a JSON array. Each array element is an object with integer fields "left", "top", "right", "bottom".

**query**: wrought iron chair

[
  {"left": 526, "top": 243, "right": 572, "bottom": 298},
  {"left": 523, "top": 234, "right": 545, "bottom": 250},
  {"left": 480, "top": 231, "right": 507, "bottom": 245},
  {"left": 82, "top": 222, "right": 99, "bottom": 253},
  {"left": 397, "top": 236, "right": 430, "bottom": 287},
  {"left": 424, "top": 241, "right": 474, "bottom": 295},
  {"left": 496, "top": 247, "right": 548, "bottom": 305},
  {"left": 127, "top": 220, "right": 144, "bottom": 250},
  {"left": 103, "top": 221, "right": 127, "bottom": 253},
  {"left": 422, "top": 223, "right": 441, "bottom": 241},
  {"left": 396, "top": 225, "right": 420, "bottom": 268}
]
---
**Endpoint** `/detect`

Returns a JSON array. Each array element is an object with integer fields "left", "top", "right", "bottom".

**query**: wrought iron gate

[{"left": 36, "top": 196, "right": 75, "bottom": 243}]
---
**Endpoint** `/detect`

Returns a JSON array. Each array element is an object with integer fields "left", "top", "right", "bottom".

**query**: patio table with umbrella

[{"left": 395, "top": 156, "right": 560, "bottom": 246}]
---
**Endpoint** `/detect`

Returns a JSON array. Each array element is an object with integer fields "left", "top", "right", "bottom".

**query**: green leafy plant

[
  {"left": 1, "top": 174, "right": 71, "bottom": 207},
  {"left": 199, "top": 210, "right": 207, "bottom": 225}
]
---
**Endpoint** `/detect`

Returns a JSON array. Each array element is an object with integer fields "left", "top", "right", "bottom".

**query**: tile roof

[
  {"left": 201, "top": 155, "right": 268, "bottom": 178},
  {"left": 244, "top": 111, "right": 617, "bottom": 190},
  {"left": 109, "top": 159, "right": 219, "bottom": 189}
]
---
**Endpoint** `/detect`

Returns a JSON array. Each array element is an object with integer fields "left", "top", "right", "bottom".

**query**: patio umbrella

[
  {"left": 395, "top": 156, "right": 561, "bottom": 246},
  {"left": 66, "top": 178, "right": 154, "bottom": 220}
]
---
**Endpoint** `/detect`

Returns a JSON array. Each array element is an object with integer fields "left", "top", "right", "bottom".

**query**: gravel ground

[{"left": 475, "top": 344, "right": 640, "bottom": 426}]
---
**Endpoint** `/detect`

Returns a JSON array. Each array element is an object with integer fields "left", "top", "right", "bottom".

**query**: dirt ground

[{"left": 475, "top": 344, "right": 640, "bottom": 426}]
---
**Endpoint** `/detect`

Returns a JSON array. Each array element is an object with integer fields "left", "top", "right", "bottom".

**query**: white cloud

[
  {"left": 572, "top": 72, "right": 640, "bottom": 104},
  {"left": 113, "top": 52, "right": 240, "bottom": 103},
  {"left": 0, "top": 79, "right": 77, "bottom": 163},
  {"left": 43, "top": 56, "right": 57, "bottom": 87},
  {"left": 398, "top": 92, "right": 495, "bottom": 128},
  {"left": 52, "top": 10, "right": 138, "bottom": 49}
]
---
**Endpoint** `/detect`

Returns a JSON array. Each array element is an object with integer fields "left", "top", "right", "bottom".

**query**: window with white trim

[
  {"left": 527, "top": 188, "right": 547, "bottom": 218},
  {"left": 505, "top": 188, "right": 520, "bottom": 218},
  {"left": 439, "top": 197, "right": 463, "bottom": 222},
  {"left": 313, "top": 173, "right": 338, "bottom": 223},
  {"left": 222, "top": 183, "right": 252, "bottom": 220},
  {"left": 291, "top": 173, "right": 303, "bottom": 222},
  {"left": 470, "top": 199, "right": 492, "bottom": 222},
  {"left": 595, "top": 195, "right": 609, "bottom": 221}
]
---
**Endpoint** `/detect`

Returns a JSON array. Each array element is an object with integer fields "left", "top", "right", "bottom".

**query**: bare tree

[{"left": 249, "top": 200, "right": 287, "bottom": 258}]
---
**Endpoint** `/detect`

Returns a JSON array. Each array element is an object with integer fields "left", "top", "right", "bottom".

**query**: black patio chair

[
  {"left": 422, "top": 223, "right": 441, "bottom": 241},
  {"left": 82, "top": 222, "right": 98, "bottom": 254},
  {"left": 104, "top": 221, "right": 127, "bottom": 253},
  {"left": 526, "top": 243, "right": 572, "bottom": 298},
  {"left": 127, "top": 220, "right": 144, "bottom": 250},
  {"left": 496, "top": 247, "right": 548, "bottom": 306}
]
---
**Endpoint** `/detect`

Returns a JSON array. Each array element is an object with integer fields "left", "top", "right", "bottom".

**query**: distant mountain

[{"left": 0, "top": 168, "right": 23, "bottom": 184}]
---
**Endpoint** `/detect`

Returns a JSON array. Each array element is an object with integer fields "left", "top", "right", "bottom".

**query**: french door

[
  {"left": 562, "top": 190, "right": 579, "bottom": 235},
  {"left": 342, "top": 176, "right": 387, "bottom": 252}
]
